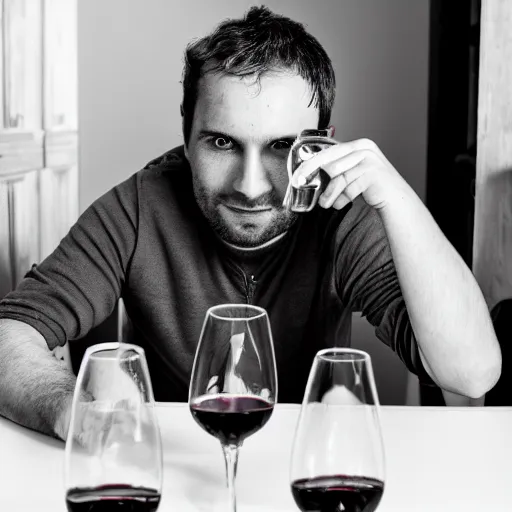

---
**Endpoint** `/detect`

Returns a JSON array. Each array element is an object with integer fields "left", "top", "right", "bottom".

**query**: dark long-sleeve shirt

[{"left": 0, "top": 146, "right": 432, "bottom": 402}]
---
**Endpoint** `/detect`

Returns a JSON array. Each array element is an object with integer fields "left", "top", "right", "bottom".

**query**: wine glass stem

[{"left": 222, "top": 443, "right": 239, "bottom": 512}]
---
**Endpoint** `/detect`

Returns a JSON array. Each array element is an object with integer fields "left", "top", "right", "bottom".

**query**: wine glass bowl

[
  {"left": 189, "top": 304, "right": 278, "bottom": 511},
  {"left": 290, "top": 348, "right": 385, "bottom": 512},
  {"left": 190, "top": 393, "right": 274, "bottom": 446},
  {"left": 64, "top": 342, "right": 163, "bottom": 512}
]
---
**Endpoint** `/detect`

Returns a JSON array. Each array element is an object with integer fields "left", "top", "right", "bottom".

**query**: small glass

[
  {"left": 290, "top": 348, "right": 385, "bottom": 512},
  {"left": 64, "top": 342, "right": 163, "bottom": 512},
  {"left": 189, "top": 304, "right": 278, "bottom": 512},
  {"left": 283, "top": 128, "right": 337, "bottom": 212}
]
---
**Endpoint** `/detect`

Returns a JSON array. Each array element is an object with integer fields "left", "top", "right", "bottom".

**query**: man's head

[{"left": 181, "top": 6, "right": 336, "bottom": 248}]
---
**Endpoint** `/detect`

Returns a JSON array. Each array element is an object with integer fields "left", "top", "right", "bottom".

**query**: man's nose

[{"left": 233, "top": 149, "right": 272, "bottom": 199}]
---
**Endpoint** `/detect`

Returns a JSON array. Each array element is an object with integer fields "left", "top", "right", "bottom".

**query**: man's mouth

[{"left": 224, "top": 204, "right": 273, "bottom": 214}]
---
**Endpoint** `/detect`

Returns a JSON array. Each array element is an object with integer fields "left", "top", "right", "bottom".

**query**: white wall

[{"left": 78, "top": 0, "right": 430, "bottom": 404}]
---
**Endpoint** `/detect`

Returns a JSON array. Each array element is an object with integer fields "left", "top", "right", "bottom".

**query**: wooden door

[
  {"left": 0, "top": 0, "right": 44, "bottom": 294},
  {"left": 0, "top": 0, "right": 78, "bottom": 296}
]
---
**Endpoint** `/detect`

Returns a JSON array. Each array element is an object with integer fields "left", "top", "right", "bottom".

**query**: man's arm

[
  {"left": 442, "top": 389, "right": 484, "bottom": 406},
  {"left": 294, "top": 138, "right": 501, "bottom": 398},
  {"left": 379, "top": 188, "right": 500, "bottom": 398},
  {"left": 0, "top": 174, "right": 139, "bottom": 437},
  {"left": 0, "top": 319, "right": 74, "bottom": 439}
]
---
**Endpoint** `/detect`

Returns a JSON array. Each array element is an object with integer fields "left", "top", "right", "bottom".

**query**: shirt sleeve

[
  {"left": 334, "top": 198, "right": 435, "bottom": 385},
  {"left": 0, "top": 174, "right": 139, "bottom": 350}
]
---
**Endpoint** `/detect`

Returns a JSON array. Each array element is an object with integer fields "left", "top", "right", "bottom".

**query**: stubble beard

[{"left": 192, "top": 180, "right": 298, "bottom": 248}]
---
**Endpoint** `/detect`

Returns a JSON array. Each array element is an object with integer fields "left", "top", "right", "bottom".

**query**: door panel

[
  {"left": 43, "top": 0, "right": 77, "bottom": 130},
  {"left": 0, "top": 170, "right": 39, "bottom": 292},
  {"left": 10, "top": 170, "right": 39, "bottom": 285},
  {"left": 0, "top": 181, "right": 11, "bottom": 297},
  {"left": 2, "top": 0, "right": 43, "bottom": 130},
  {"left": 39, "top": 165, "right": 78, "bottom": 259},
  {"left": 44, "top": 130, "right": 77, "bottom": 168},
  {"left": 0, "top": 132, "right": 44, "bottom": 174},
  {"left": 41, "top": 0, "right": 78, "bottom": 262}
]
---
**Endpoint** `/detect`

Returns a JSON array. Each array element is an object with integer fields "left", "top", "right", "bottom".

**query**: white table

[{"left": 1, "top": 403, "right": 511, "bottom": 511}]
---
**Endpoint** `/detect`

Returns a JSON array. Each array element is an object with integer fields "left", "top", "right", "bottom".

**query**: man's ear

[{"left": 328, "top": 125, "right": 336, "bottom": 138}]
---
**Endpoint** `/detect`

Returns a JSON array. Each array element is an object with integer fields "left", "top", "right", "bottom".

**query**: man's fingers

[
  {"left": 332, "top": 194, "right": 351, "bottom": 211},
  {"left": 319, "top": 162, "right": 367, "bottom": 208},
  {"left": 291, "top": 140, "right": 375, "bottom": 186},
  {"left": 343, "top": 180, "right": 366, "bottom": 202},
  {"left": 321, "top": 150, "right": 370, "bottom": 179},
  {"left": 292, "top": 144, "right": 351, "bottom": 186},
  {"left": 320, "top": 173, "right": 347, "bottom": 208}
]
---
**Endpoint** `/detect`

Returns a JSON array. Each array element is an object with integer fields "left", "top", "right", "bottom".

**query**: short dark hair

[{"left": 181, "top": 5, "right": 336, "bottom": 146}]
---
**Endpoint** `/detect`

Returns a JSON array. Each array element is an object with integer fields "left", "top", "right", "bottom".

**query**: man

[{"left": 0, "top": 7, "right": 501, "bottom": 440}]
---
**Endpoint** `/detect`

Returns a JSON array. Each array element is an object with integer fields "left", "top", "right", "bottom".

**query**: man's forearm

[
  {"left": 380, "top": 191, "right": 501, "bottom": 398},
  {"left": 0, "top": 319, "right": 75, "bottom": 439}
]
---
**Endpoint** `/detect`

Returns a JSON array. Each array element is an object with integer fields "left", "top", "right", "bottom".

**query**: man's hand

[
  {"left": 74, "top": 400, "right": 143, "bottom": 452},
  {"left": 292, "top": 138, "right": 411, "bottom": 212},
  {"left": 54, "top": 395, "right": 73, "bottom": 441}
]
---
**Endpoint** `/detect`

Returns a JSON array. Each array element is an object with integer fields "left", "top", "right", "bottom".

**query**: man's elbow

[{"left": 462, "top": 351, "right": 502, "bottom": 399}]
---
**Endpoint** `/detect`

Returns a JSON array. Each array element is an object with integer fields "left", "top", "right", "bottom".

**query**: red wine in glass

[
  {"left": 189, "top": 304, "right": 278, "bottom": 512},
  {"left": 66, "top": 484, "right": 161, "bottom": 512},
  {"left": 64, "top": 344, "right": 162, "bottom": 512},
  {"left": 190, "top": 394, "right": 274, "bottom": 445},
  {"left": 291, "top": 475, "right": 384, "bottom": 512},
  {"left": 290, "top": 349, "right": 386, "bottom": 512}
]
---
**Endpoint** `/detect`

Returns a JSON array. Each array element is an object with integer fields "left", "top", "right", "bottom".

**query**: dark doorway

[
  {"left": 422, "top": 0, "right": 481, "bottom": 406},
  {"left": 426, "top": 0, "right": 481, "bottom": 267}
]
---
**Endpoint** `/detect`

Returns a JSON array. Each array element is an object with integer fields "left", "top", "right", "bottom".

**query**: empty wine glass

[
  {"left": 189, "top": 304, "right": 278, "bottom": 512},
  {"left": 64, "top": 342, "right": 163, "bottom": 511},
  {"left": 290, "top": 348, "right": 385, "bottom": 512}
]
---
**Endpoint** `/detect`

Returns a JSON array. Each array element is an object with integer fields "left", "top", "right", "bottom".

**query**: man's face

[{"left": 185, "top": 70, "right": 319, "bottom": 248}]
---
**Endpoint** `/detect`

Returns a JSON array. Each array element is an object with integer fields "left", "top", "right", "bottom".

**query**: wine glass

[
  {"left": 290, "top": 348, "right": 385, "bottom": 512},
  {"left": 189, "top": 304, "right": 278, "bottom": 512},
  {"left": 64, "top": 342, "right": 163, "bottom": 512}
]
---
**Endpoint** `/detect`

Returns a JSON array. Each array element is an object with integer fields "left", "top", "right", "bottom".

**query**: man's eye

[
  {"left": 213, "top": 137, "right": 234, "bottom": 150},
  {"left": 271, "top": 140, "right": 292, "bottom": 151}
]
